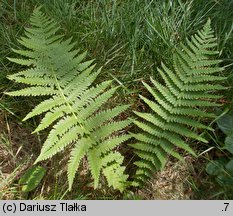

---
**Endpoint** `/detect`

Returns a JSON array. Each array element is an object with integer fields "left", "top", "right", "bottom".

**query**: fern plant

[
  {"left": 6, "top": 8, "right": 131, "bottom": 192},
  {"left": 130, "top": 20, "right": 226, "bottom": 186}
]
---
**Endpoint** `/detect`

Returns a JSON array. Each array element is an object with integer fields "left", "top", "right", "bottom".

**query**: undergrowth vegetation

[{"left": 0, "top": 0, "right": 232, "bottom": 200}]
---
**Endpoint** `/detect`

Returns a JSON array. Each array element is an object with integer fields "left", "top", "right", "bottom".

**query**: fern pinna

[
  {"left": 130, "top": 20, "right": 226, "bottom": 186},
  {"left": 6, "top": 8, "right": 131, "bottom": 192}
]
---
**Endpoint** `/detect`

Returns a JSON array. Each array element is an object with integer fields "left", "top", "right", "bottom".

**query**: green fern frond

[
  {"left": 102, "top": 152, "right": 129, "bottom": 192},
  {"left": 68, "top": 138, "right": 92, "bottom": 190},
  {"left": 131, "top": 19, "right": 226, "bottom": 186},
  {"left": 6, "top": 8, "right": 131, "bottom": 192}
]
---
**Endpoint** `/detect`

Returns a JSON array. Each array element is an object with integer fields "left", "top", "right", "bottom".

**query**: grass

[{"left": 0, "top": 0, "right": 233, "bottom": 200}]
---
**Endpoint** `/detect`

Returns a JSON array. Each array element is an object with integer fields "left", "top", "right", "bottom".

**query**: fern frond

[
  {"left": 131, "top": 20, "right": 226, "bottom": 185},
  {"left": 68, "top": 138, "right": 92, "bottom": 190},
  {"left": 6, "top": 86, "right": 58, "bottom": 96},
  {"left": 23, "top": 96, "right": 64, "bottom": 121},
  {"left": 87, "top": 149, "right": 102, "bottom": 189},
  {"left": 7, "top": 8, "right": 131, "bottom": 192},
  {"left": 102, "top": 152, "right": 129, "bottom": 192}
]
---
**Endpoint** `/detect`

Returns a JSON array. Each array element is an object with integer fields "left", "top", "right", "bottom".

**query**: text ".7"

[{"left": 222, "top": 203, "right": 229, "bottom": 212}]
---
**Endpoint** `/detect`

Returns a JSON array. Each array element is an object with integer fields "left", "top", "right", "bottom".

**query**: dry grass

[
  {"left": 136, "top": 157, "right": 203, "bottom": 200},
  {"left": 0, "top": 110, "right": 38, "bottom": 199}
]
